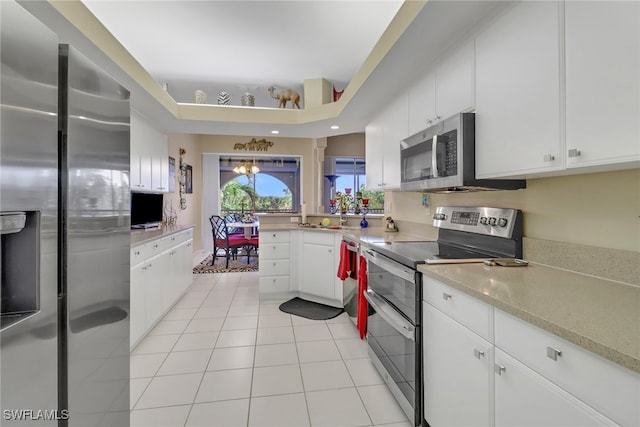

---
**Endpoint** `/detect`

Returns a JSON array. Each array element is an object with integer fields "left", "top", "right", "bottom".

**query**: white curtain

[{"left": 201, "top": 153, "right": 220, "bottom": 254}]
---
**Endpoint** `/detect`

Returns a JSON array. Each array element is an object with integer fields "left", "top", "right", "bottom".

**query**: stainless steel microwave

[{"left": 400, "top": 112, "right": 526, "bottom": 192}]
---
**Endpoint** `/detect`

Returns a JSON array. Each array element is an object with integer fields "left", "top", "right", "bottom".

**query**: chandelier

[{"left": 233, "top": 159, "right": 260, "bottom": 175}]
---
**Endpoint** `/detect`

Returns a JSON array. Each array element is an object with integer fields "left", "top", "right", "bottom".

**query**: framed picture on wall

[
  {"left": 185, "top": 164, "right": 193, "bottom": 194},
  {"left": 168, "top": 156, "right": 176, "bottom": 192}
]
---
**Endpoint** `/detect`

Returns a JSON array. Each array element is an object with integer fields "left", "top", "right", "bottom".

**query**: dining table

[{"left": 227, "top": 221, "right": 259, "bottom": 239}]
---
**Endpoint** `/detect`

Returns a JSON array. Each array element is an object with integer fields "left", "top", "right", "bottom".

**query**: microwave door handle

[
  {"left": 431, "top": 134, "right": 439, "bottom": 178},
  {"left": 363, "top": 289, "right": 415, "bottom": 341}
]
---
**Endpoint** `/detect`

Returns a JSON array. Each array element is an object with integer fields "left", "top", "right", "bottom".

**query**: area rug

[
  {"left": 279, "top": 297, "right": 344, "bottom": 320},
  {"left": 193, "top": 253, "right": 258, "bottom": 274}
]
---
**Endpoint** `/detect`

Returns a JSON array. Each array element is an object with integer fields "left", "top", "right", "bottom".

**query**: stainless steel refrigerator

[{"left": 1, "top": 1, "right": 130, "bottom": 425}]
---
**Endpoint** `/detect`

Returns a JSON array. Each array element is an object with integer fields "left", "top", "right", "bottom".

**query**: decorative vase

[
  {"left": 240, "top": 91, "right": 255, "bottom": 107},
  {"left": 217, "top": 91, "right": 230, "bottom": 105},
  {"left": 360, "top": 218, "right": 368, "bottom": 228},
  {"left": 193, "top": 90, "right": 207, "bottom": 104}
]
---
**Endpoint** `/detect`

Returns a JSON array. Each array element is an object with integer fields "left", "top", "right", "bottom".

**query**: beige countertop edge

[
  {"left": 260, "top": 224, "right": 431, "bottom": 243},
  {"left": 131, "top": 224, "right": 195, "bottom": 247},
  {"left": 418, "top": 263, "right": 640, "bottom": 374}
]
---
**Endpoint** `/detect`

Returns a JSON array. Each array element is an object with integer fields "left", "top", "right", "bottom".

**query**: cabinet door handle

[
  {"left": 474, "top": 349, "right": 485, "bottom": 359},
  {"left": 273, "top": 262, "right": 276, "bottom": 266},
  {"left": 442, "top": 293, "right": 452, "bottom": 301},
  {"left": 543, "top": 154, "right": 555, "bottom": 162},
  {"left": 546, "top": 346, "right": 562, "bottom": 361},
  {"left": 495, "top": 364, "right": 506, "bottom": 375},
  {"left": 568, "top": 148, "right": 581, "bottom": 158},
  {"left": 134, "top": 251, "right": 140, "bottom": 255},
  {"left": 328, "top": 249, "right": 332, "bottom": 253}
]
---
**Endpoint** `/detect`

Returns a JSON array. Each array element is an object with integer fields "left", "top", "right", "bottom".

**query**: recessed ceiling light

[
  {"left": 330, "top": 125, "right": 340, "bottom": 130},
  {"left": 271, "top": 130, "right": 279, "bottom": 134}
]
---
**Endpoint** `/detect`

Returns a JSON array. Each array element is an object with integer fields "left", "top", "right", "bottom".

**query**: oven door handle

[
  {"left": 364, "top": 250, "right": 416, "bottom": 283},
  {"left": 363, "top": 289, "right": 415, "bottom": 341}
]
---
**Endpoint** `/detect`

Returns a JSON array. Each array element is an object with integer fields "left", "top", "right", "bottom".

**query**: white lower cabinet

[
  {"left": 258, "top": 230, "right": 291, "bottom": 296},
  {"left": 298, "top": 231, "right": 341, "bottom": 305},
  {"left": 259, "top": 229, "right": 342, "bottom": 306},
  {"left": 422, "top": 275, "right": 638, "bottom": 427},
  {"left": 300, "top": 242, "right": 336, "bottom": 301},
  {"left": 423, "top": 302, "right": 493, "bottom": 427},
  {"left": 130, "top": 228, "right": 194, "bottom": 349},
  {"left": 494, "top": 348, "right": 617, "bottom": 427}
]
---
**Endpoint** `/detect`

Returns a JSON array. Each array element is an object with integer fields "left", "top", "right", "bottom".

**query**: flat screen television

[{"left": 131, "top": 192, "right": 163, "bottom": 228}]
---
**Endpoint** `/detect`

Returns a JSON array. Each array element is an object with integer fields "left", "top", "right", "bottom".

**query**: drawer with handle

[
  {"left": 259, "top": 243, "right": 290, "bottom": 260},
  {"left": 495, "top": 309, "right": 639, "bottom": 427},
  {"left": 261, "top": 231, "right": 290, "bottom": 244},
  {"left": 260, "top": 259, "right": 290, "bottom": 276},
  {"left": 423, "top": 275, "right": 493, "bottom": 341}
]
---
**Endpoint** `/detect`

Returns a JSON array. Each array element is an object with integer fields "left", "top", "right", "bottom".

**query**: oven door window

[{"left": 366, "top": 259, "right": 417, "bottom": 323}]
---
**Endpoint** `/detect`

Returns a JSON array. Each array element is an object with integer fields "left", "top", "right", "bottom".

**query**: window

[
  {"left": 324, "top": 157, "right": 384, "bottom": 214},
  {"left": 219, "top": 156, "right": 300, "bottom": 216}
]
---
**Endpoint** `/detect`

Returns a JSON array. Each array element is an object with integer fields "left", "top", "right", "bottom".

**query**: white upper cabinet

[
  {"left": 382, "top": 92, "right": 407, "bottom": 189},
  {"left": 435, "top": 40, "right": 475, "bottom": 125},
  {"left": 408, "top": 70, "right": 436, "bottom": 136},
  {"left": 475, "top": 1, "right": 563, "bottom": 178},
  {"left": 565, "top": 1, "right": 640, "bottom": 170},
  {"left": 365, "top": 91, "right": 407, "bottom": 190},
  {"left": 131, "top": 111, "right": 169, "bottom": 192},
  {"left": 365, "top": 120, "right": 384, "bottom": 190},
  {"left": 408, "top": 40, "right": 475, "bottom": 137}
]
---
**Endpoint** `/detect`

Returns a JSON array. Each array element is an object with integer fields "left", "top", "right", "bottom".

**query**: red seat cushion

[{"left": 246, "top": 238, "right": 259, "bottom": 246}]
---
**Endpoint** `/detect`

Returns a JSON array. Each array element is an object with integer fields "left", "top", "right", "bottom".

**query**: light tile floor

[{"left": 130, "top": 270, "right": 412, "bottom": 427}]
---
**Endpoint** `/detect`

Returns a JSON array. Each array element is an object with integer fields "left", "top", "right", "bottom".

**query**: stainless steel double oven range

[{"left": 363, "top": 206, "right": 524, "bottom": 426}]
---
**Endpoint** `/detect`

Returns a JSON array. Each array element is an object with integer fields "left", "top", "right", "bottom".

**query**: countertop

[
  {"left": 131, "top": 224, "right": 194, "bottom": 247},
  {"left": 418, "top": 261, "right": 640, "bottom": 374},
  {"left": 259, "top": 223, "right": 431, "bottom": 245}
]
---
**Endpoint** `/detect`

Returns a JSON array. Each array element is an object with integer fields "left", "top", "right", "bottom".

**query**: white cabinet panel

[
  {"left": 365, "top": 120, "right": 384, "bottom": 190},
  {"left": 300, "top": 242, "right": 336, "bottom": 301},
  {"left": 494, "top": 348, "right": 617, "bottom": 427},
  {"left": 495, "top": 309, "right": 639, "bottom": 427},
  {"left": 408, "top": 40, "right": 474, "bottom": 137},
  {"left": 365, "top": 92, "right": 407, "bottom": 190},
  {"left": 408, "top": 70, "right": 436, "bottom": 136},
  {"left": 423, "top": 276, "right": 493, "bottom": 341},
  {"left": 565, "top": 1, "right": 640, "bottom": 169},
  {"left": 423, "top": 302, "right": 492, "bottom": 427},
  {"left": 259, "top": 230, "right": 292, "bottom": 297},
  {"left": 130, "top": 229, "right": 194, "bottom": 349},
  {"left": 130, "top": 263, "right": 147, "bottom": 347},
  {"left": 435, "top": 40, "right": 475, "bottom": 122},
  {"left": 131, "top": 111, "right": 168, "bottom": 192},
  {"left": 475, "top": 1, "right": 563, "bottom": 177}
]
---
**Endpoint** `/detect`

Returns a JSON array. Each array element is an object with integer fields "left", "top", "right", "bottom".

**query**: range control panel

[{"left": 432, "top": 206, "right": 521, "bottom": 239}]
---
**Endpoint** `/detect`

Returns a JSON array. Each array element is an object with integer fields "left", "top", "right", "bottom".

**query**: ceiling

[
  {"left": 82, "top": 0, "right": 404, "bottom": 104},
  {"left": 19, "top": 1, "right": 507, "bottom": 138}
]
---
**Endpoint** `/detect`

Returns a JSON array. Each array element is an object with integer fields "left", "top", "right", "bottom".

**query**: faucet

[{"left": 339, "top": 211, "right": 348, "bottom": 226}]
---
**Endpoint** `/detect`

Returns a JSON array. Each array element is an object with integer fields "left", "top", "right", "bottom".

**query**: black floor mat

[{"left": 279, "top": 297, "right": 344, "bottom": 320}]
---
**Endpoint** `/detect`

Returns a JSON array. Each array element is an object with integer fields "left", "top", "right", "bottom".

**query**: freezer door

[
  {"left": 0, "top": 1, "right": 59, "bottom": 425},
  {"left": 60, "top": 45, "right": 130, "bottom": 426}
]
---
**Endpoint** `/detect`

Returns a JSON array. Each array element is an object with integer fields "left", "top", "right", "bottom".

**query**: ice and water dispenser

[{"left": 0, "top": 211, "right": 39, "bottom": 329}]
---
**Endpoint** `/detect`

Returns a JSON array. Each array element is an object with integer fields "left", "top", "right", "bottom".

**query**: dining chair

[
  {"left": 224, "top": 213, "right": 243, "bottom": 235},
  {"left": 210, "top": 215, "right": 249, "bottom": 268}
]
